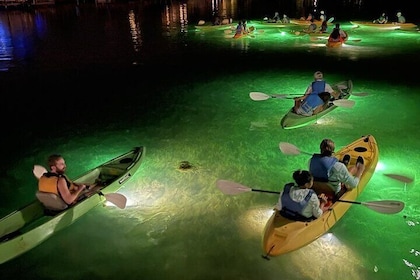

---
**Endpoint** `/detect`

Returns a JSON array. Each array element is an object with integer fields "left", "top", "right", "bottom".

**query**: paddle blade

[
  {"left": 33, "top": 165, "right": 48, "bottom": 179},
  {"left": 279, "top": 142, "right": 301, "bottom": 155},
  {"left": 384, "top": 174, "right": 414, "bottom": 184},
  {"left": 332, "top": 99, "right": 355, "bottom": 108},
  {"left": 216, "top": 179, "right": 252, "bottom": 195},
  {"left": 104, "top": 193, "right": 127, "bottom": 209},
  {"left": 249, "top": 92, "right": 270, "bottom": 101},
  {"left": 362, "top": 200, "right": 405, "bottom": 214}
]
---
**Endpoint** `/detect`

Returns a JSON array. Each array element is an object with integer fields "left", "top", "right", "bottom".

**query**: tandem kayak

[
  {"left": 280, "top": 80, "right": 353, "bottom": 129},
  {"left": 350, "top": 21, "right": 418, "bottom": 30},
  {"left": 262, "top": 135, "right": 379, "bottom": 258},
  {"left": 0, "top": 146, "right": 145, "bottom": 264}
]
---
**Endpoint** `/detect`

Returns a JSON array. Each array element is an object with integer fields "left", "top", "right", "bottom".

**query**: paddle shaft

[
  {"left": 337, "top": 199, "right": 360, "bottom": 205},
  {"left": 252, "top": 189, "right": 280, "bottom": 195}
]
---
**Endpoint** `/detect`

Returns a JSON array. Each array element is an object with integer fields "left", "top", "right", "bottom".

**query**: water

[{"left": 0, "top": 2, "right": 419, "bottom": 280}]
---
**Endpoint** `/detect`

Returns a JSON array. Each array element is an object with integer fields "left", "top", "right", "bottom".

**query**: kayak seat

[{"left": 36, "top": 191, "right": 68, "bottom": 212}]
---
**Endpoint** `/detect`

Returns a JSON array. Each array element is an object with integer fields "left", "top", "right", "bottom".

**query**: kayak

[
  {"left": 290, "top": 19, "right": 323, "bottom": 26},
  {"left": 0, "top": 146, "right": 145, "bottom": 265},
  {"left": 350, "top": 21, "right": 418, "bottom": 30},
  {"left": 280, "top": 80, "right": 353, "bottom": 129},
  {"left": 326, "top": 31, "right": 348, "bottom": 48},
  {"left": 233, "top": 26, "right": 255, "bottom": 39},
  {"left": 262, "top": 135, "right": 379, "bottom": 258}
]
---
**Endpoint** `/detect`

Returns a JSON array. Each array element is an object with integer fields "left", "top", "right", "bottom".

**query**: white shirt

[
  {"left": 276, "top": 186, "right": 323, "bottom": 218},
  {"left": 328, "top": 161, "right": 360, "bottom": 194}
]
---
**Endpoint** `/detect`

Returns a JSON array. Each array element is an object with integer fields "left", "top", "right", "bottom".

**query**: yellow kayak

[{"left": 262, "top": 135, "right": 379, "bottom": 258}]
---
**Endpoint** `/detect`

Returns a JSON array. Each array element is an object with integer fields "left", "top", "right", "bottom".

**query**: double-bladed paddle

[
  {"left": 249, "top": 92, "right": 356, "bottom": 108},
  {"left": 216, "top": 179, "right": 405, "bottom": 214},
  {"left": 33, "top": 165, "right": 127, "bottom": 209}
]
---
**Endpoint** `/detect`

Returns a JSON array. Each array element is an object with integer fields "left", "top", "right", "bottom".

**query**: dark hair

[
  {"left": 292, "top": 170, "right": 313, "bottom": 186},
  {"left": 330, "top": 28, "right": 340, "bottom": 40},
  {"left": 320, "top": 139, "right": 335, "bottom": 156},
  {"left": 47, "top": 154, "right": 63, "bottom": 169}
]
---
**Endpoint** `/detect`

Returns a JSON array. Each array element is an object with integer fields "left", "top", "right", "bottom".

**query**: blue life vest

[
  {"left": 300, "top": 80, "right": 326, "bottom": 114},
  {"left": 280, "top": 183, "right": 315, "bottom": 221},
  {"left": 309, "top": 154, "right": 338, "bottom": 182}
]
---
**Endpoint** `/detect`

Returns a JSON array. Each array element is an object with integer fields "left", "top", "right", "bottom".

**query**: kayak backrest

[{"left": 36, "top": 191, "right": 68, "bottom": 211}]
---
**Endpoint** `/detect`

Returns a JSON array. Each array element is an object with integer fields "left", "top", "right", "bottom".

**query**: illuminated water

[{"left": 0, "top": 3, "right": 419, "bottom": 280}]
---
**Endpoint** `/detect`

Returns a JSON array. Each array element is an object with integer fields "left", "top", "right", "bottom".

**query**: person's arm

[
  {"left": 325, "top": 83, "right": 339, "bottom": 99},
  {"left": 334, "top": 162, "right": 365, "bottom": 189},
  {"left": 309, "top": 193, "right": 324, "bottom": 218},
  {"left": 58, "top": 177, "right": 86, "bottom": 205}
]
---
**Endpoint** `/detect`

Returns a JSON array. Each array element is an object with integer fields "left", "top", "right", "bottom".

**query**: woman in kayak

[
  {"left": 293, "top": 71, "right": 338, "bottom": 116},
  {"left": 275, "top": 170, "right": 329, "bottom": 221},
  {"left": 373, "top": 12, "right": 388, "bottom": 24}
]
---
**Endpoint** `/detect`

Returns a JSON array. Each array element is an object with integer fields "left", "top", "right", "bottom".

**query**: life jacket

[
  {"left": 309, "top": 154, "right": 338, "bottom": 182},
  {"left": 279, "top": 183, "right": 315, "bottom": 221},
  {"left": 38, "top": 172, "right": 74, "bottom": 198},
  {"left": 300, "top": 80, "right": 326, "bottom": 114}
]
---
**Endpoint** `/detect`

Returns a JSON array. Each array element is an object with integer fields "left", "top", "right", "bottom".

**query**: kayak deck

[{"left": 262, "top": 135, "right": 378, "bottom": 257}]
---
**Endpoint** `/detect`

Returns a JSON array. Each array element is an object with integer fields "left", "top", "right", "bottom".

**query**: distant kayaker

[
  {"left": 273, "top": 12, "right": 280, "bottom": 22},
  {"left": 309, "top": 139, "right": 365, "bottom": 200},
  {"left": 38, "top": 154, "right": 90, "bottom": 205},
  {"left": 275, "top": 170, "right": 329, "bottom": 221},
  {"left": 282, "top": 14, "right": 291, "bottom": 24},
  {"left": 293, "top": 71, "right": 339, "bottom": 116},
  {"left": 319, "top": 10, "right": 326, "bottom": 22},
  {"left": 329, "top": 23, "right": 347, "bottom": 42},
  {"left": 234, "top": 21, "right": 244, "bottom": 36},
  {"left": 320, "top": 19, "right": 328, "bottom": 33},
  {"left": 306, "top": 18, "right": 317, "bottom": 33},
  {"left": 373, "top": 12, "right": 388, "bottom": 24},
  {"left": 396, "top": 12, "right": 406, "bottom": 23}
]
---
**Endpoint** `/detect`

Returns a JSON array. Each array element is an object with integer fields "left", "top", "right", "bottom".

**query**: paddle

[
  {"left": 286, "top": 92, "right": 368, "bottom": 97},
  {"left": 33, "top": 165, "right": 127, "bottom": 209},
  {"left": 278, "top": 142, "right": 313, "bottom": 156},
  {"left": 249, "top": 92, "right": 355, "bottom": 108},
  {"left": 278, "top": 143, "right": 414, "bottom": 186},
  {"left": 216, "top": 180, "right": 405, "bottom": 214}
]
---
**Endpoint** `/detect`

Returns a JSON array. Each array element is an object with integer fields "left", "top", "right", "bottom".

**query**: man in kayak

[
  {"left": 38, "top": 154, "right": 89, "bottom": 205},
  {"left": 309, "top": 139, "right": 365, "bottom": 200},
  {"left": 396, "top": 12, "right": 406, "bottom": 23},
  {"left": 275, "top": 170, "right": 329, "bottom": 221},
  {"left": 293, "top": 71, "right": 339, "bottom": 116}
]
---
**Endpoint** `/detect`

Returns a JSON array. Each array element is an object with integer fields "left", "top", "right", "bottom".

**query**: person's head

[
  {"left": 397, "top": 12, "right": 402, "bottom": 17},
  {"left": 320, "top": 139, "right": 335, "bottom": 156},
  {"left": 293, "top": 170, "right": 314, "bottom": 188},
  {"left": 314, "top": 71, "right": 323, "bottom": 80},
  {"left": 47, "top": 154, "right": 66, "bottom": 174}
]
